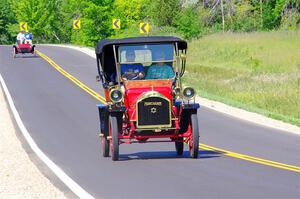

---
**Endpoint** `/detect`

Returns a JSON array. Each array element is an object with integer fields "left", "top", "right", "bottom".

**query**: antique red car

[
  {"left": 95, "top": 36, "right": 200, "bottom": 161},
  {"left": 13, "top": 42, "right": 36, "bottom": 58}
]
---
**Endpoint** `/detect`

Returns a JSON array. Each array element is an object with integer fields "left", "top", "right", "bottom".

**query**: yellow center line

[
  {"left": 200, "top": 144, "right": 300, "bottom": 173},
  {"left": 36, "top": 50, "right": 106, "bottom": 104},
  {"left": 36, "top": 50, "right": 300, "bottom": 173}
]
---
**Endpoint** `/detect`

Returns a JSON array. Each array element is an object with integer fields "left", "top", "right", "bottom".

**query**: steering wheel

[{"left": 122, "top": 71, "right": 145, "bottom": 80}]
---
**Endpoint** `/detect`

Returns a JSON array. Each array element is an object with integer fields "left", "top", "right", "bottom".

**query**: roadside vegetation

[{"left": 185, "top": 31, "right": 300, "bottom": 126}]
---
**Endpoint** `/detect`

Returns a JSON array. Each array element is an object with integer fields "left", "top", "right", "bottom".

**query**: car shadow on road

[
  {"left": 118, "top": 150, "right": 222, "bottom": 161},
  {"left": 14, "top": 55, "right": 40, "bottom": 59}
]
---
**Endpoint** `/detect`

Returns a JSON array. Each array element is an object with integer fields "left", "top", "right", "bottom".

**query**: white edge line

[{"left": 0, "top": 74, "right": 94, "bottom": 199}]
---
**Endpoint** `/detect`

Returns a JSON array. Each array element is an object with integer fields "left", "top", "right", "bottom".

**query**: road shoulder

[{"left": 0, "top": 84, "right": 68, "bottom": 198}]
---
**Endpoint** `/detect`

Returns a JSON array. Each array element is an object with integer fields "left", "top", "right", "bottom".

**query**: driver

[
  {"left": 120, "top": 50, "right": 145, "bottom": 80},
  {"left": 24, "top": 30, "right": 33, "bottom": 44}
]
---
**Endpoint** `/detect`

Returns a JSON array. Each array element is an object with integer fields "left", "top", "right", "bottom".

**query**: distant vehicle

[
  {"left": 13, "top": 41, "right": 36, "bottom": 58},
  {"left": 95, "top": 36, "right": 200, "bottom": 161}
]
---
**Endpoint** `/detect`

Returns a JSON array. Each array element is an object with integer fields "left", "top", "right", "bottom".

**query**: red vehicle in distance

[
  {"left": 95, "top": 36, "right": 200, "bottom": 161},
  {"left": 13, "top": 41, "right": 36, "bottom": 58}
]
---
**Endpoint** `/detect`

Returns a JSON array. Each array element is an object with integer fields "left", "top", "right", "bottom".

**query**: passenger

[
  {"left": 120, "top": 50, "right": 145, "bottom": 80},
  {"left": 16, "top": 31, "right": 25, "bottom": 44},
  {"left": 24, "top": 30, "right": 33, "bottom": 44},
  {"left": 145, "top": 51, "right": 175, "bottom": 79}
]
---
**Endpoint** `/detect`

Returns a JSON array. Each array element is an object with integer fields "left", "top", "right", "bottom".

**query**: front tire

[
  {"left": 175, "top": 138, "right": 184, "bottom": 155},
  {"left": 189, "top": 113, "right": 199, "bottom": 158},
  {"left": 110, "top": 115, "right": 120, "bottom": 161}
]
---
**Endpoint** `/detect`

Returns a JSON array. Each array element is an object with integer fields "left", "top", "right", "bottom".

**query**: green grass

[{"left": 184, "top": 31, "right": 300, "bottom": 127}]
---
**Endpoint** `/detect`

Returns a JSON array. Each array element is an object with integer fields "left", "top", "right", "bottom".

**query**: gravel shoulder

[{"left": 0, "top": 86, "right": 67, "bottom": 198}]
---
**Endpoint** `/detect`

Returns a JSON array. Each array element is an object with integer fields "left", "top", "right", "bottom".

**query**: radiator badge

[
  {"left": 150, "top": 107, "right": 157, "bottom": 114},
  {"left": 144, "top": 102, "right": 162, "bottom": 106}
]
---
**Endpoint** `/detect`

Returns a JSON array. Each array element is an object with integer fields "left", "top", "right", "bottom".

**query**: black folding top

[{"left": 95, "top": 36, "right": 187, "bottom": 54}]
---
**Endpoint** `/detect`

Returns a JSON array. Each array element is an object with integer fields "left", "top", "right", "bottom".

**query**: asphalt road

[{"left": 0, "top": 45, "right": 299, "bottom": 199}]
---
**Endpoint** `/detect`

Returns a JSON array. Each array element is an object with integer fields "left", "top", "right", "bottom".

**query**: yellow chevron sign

[
  {"left": 19, "top": 22, "right": 28, "bottom": 31},
  {"left": 112, "top": 19, "right": 121, "bottom": 29},
  {"left": 73, "top": 19, "right": 81, "bottom": 30},
  {"left": 139, "top": 23, "right": 149, "bottom": 34}
]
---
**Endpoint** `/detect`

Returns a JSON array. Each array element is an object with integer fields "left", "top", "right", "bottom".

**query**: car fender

[
  {"left": 175, "top": 100, "right": 200, "bottom": 133},
  {"left": 97, "top": 104, "right": 109, "bottom": 136}
]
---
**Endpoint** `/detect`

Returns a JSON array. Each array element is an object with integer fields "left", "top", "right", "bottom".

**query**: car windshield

[{"left": 119, "top": 44, "right": 175, "bottom": 80}]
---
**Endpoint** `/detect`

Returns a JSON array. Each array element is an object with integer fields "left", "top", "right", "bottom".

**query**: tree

[
  {"left": 0, "top": 0, "right": 16, "bottom": 44},
  {"left": 174, "top": 6, "right": 203, "bottom": 39},
  {"left": 11, "top": 0, "right": 65, "bottom": 43},
  {"left": 114, "top": 0, "right": 145, "bottom": 28},
  {"left": 145, "top": 0, "right": 181, "bottom": 26},
  {"left": 77, "top": 2, "right": 113, "bottom": 46},
  {"left": 229, "top": 0, "right": 260, "bottom": 32},
  {"left": 59, "top": 0, "right": 114, "bottom": 46},
  {"left": 279, "top": 0, "right": 300, "bottom": 30}
]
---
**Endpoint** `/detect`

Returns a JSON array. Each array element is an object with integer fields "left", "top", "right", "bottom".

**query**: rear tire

[
  {"left": 110, "top": 115, "right": 119, "bottom": 161},
  {"left": 189, "top": 113, "right": 199, "bottom": 158}
]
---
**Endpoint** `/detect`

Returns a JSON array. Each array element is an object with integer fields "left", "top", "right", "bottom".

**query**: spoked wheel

[
  {"left": 102, "top": 136, "right": 110, "bottom": 157},
  {"left": 109, "top": 115, "right": 120, "bottom": 161},
  {"left": 189, "top": 113, "right": 199, "bottom": 158},
  {"left": 175, "top": 138, "right": 184, "bottom": 155}
]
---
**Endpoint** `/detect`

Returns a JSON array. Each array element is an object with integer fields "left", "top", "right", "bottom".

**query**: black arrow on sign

[
  {"left": 114, "top": 19, "right": 119, "bottom": 29},
  {"left": 75, "top": 20, "right": 79, "bottom": 29},
  {"left": 141, "top": 23, "right": 147, "bottom": 33},
  {"left": 21, "top": 23, "right": 25, "bottom": 30}
]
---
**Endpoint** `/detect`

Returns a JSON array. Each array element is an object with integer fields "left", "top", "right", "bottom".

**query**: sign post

[
  {"left": 73, "top": 19, "right": 81, "bottom": 46},
  {"left": 112, "top": 19, "right": 121, "bottom": 37}
]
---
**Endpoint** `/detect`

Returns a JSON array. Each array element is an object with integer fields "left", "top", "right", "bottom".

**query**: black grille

[
  {"left": 137, "top": 96, "right": 170, "bottom": 127},
  {"left": 20, "top": 48, "right": 30, "bottom": 53}
]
